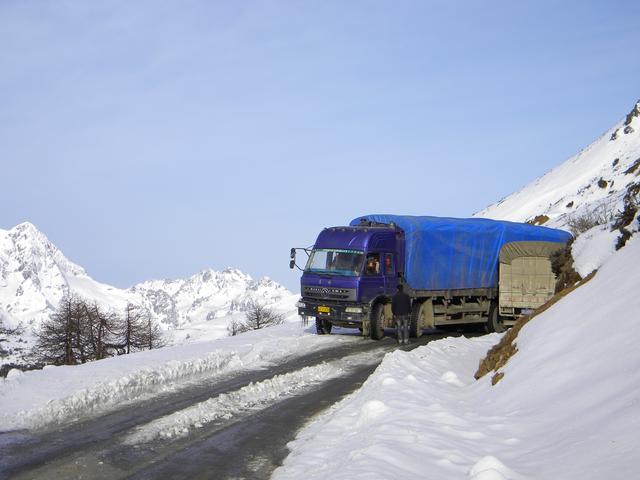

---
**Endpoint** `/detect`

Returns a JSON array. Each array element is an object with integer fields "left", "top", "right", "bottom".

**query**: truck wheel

[
  {"left": 316, "top": 318, "right": 332, "bottom": 335},
  {"left": 485, "top": 303, "right": 505, "bottom": 333},
  {"left": 370, "top": 303, "right": 385, "bottom": 340},
  {"left": 410, "top": 303, "right": 423, "bottom": 338}
]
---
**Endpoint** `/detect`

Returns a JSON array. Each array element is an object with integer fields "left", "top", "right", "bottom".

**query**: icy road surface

[{"left": 0, "top": 330, "right": 468, "bottom": 479}]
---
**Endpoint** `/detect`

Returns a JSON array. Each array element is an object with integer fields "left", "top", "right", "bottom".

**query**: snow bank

[
  {"left": 571, "top": 224, "right": 619, "bottom": 276},
  {"left": 275, "top": 237, "right": 640, "bottom": 480},
  {"left": 0, "top": 323, "right": 357, "bottom": 431}
]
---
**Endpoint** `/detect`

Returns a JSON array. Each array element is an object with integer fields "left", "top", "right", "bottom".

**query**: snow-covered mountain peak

[
  {"left": 1, "top": 222, "right": 86, "bottom": 278},
  {"left": 475, "top": 99, "right": 640, "bottom": 229},
  {"left": 1, "top": 224, "right": 74, "bottom": 328}
]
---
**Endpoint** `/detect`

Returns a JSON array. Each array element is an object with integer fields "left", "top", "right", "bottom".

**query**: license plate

[{"left": 317, "top": 306, "right": 330, "bottom": 313}]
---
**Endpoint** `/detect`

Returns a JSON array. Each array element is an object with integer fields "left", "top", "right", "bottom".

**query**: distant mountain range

[
  {"left": 0, "top": 222, "right": 297, "bottom": 332},
  {"left": 475, "top": 100, "right": 640, "bottom": 229}
]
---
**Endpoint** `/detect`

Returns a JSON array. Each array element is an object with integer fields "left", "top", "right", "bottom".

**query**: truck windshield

[{"left": 305, "top": 249, "right": 364, "bottom": 276}]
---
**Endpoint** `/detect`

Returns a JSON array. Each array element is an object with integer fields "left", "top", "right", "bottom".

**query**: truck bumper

[{"left": 297, "top": 300, "right": 366, "bottom": 328}]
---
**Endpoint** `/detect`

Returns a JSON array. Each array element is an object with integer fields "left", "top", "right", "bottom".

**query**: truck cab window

[
  {"left": 305, "top": 249, "right": 364, "bottom": 276},
  {"left": 384, "top": 253, "right": 394, "bottom": 276},
  {"left": 365, "top": 254, "right": 380, "bottom": 276}
]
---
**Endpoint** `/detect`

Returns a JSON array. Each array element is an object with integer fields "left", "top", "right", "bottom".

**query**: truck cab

[{"left": 295, "top": 223, "right": 404, "bottom": 334}]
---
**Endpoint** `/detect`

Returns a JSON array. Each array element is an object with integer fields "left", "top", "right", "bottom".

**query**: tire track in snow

[{"left": 124, "top": 350, "right": 387, "bottom": 444}]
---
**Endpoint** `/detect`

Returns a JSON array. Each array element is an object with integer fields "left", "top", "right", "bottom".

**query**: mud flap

[{"left": 362, "top": 317, "right": 370, "bottom": 337}]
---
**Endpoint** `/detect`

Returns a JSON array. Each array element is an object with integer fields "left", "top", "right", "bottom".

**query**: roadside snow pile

[
  {"left": 274, "top": 238, "right": 640, "bottom": 480},
  {"left": 0, "top": 323, "right": 358, "bottom": 431},
  {"left": 125, "top": 350, "right": 386, "bottom": 444}
]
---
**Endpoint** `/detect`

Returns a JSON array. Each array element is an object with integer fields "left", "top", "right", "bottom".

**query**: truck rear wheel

[
  {"left": 485, "top": 303, "right": 505, "bottom": 333},
  {"left": 370, "top": 303, "right": 385, "bottom": 340},
  {"left": 316, "top": 318, "right": 332, "bottom": 335},
  {"left": 409, "top": 303, "right": 423, "bottom": 338}
]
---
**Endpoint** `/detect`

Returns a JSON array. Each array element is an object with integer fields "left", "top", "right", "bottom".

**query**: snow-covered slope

[
  {"left": 475, "top": 100, "right": 640, "bottom": 229},
  {"left": 0, "top": 222, "right": 297, "bottom": 337},
  {"left": 0, "top": 222, "right": 128, "bottom": 330},
  {"left": 274, "top": 236, "right": 640, "bottom": 480}
]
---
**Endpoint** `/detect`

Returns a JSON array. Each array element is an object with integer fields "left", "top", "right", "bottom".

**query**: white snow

[
  {"left": 0, "top": 323, "right": 358, "bottom": 431},
  {"left": 274, "top": 237, "right": 640, "bottom": 480},
  {"left": 571, "top": 223, "right": 619, "bottom": 277}
]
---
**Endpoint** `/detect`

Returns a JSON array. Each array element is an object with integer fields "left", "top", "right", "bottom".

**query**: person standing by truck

[{"left": 392, "top": 284, "right": 411, "bottom": 344}]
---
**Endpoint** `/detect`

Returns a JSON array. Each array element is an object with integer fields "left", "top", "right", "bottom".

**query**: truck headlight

[
  {"left": 345, "top": 307, "right": 363, "bottom": 314},
  {"left": 296, "top": 301, "right": 306, "bottom": 308}
]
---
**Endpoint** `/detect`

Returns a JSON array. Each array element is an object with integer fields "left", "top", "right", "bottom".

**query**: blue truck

[{"left": 290, "top": 215, "right": 572, "bottom": 338}]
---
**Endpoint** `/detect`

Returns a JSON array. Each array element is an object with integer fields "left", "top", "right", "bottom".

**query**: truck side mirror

[
  {"left": 290, "top": 248, "right": 296, "bottom": 259},
  {"left": 289, "top": 260, "right": 295, "bottom": 269}
]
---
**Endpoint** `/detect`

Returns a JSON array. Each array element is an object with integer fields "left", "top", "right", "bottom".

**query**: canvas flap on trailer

[
  {"left": 349, "top": 215, "right": 572, "bottom": 291},
  {"left": 499, "top": 241, "right": 565, "bottom": 265}
]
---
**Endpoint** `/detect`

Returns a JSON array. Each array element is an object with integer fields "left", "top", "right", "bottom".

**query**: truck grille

[{"left": 303, "top": 286, "right": 356, "bottom": 301}]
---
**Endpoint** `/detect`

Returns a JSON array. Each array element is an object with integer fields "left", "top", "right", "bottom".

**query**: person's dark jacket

[{"left": 392, "top": 289, "right": 412, "bottom": 316}]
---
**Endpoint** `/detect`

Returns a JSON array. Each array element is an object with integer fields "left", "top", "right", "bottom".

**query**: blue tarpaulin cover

[{"left": 349, "top": 215, "right": 572, "bottom": 291}]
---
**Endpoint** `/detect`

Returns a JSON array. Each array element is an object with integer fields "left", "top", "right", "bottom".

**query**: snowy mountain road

[{"left": 1, "top": 331, "right": 463, "bottom": 480}]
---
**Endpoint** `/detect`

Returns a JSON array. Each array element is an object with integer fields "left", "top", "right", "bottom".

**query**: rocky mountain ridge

[
  {"left": 474, "top": 100, "right": 640, "bottom": 231},
  {"left": 0, "top": 223, "right": 297, "bottom": 332}
]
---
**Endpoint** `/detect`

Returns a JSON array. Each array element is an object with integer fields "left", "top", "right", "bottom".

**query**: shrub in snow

[
  {"left": 612, "top": 181, "right": 640, "bottom": 250},
  {"left": 549, "top": 240, "right": 581, "bottom": 292},
  {"left": 227, "top": 300, "right": 285, "bottom": 336},
  {"left": 565, "top": 201, "right": 615, "bottom": 236}
]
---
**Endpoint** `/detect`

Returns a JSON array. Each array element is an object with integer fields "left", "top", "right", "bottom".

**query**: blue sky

[{"left": 1, "top": 0, "right": 639, "bottom": 291}]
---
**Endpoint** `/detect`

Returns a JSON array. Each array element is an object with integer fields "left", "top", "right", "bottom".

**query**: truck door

[
  {"left": 383, "top": 253, "right": 397, "bottom": 294},
  {"left": 360, "top": 253, "right": 384, "bottom": 302}
]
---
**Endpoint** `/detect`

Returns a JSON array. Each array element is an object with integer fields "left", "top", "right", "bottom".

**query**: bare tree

[
  {"left": 113, "top": 303, "right": 164, "bottom": 354},
  {"left": 33, "top": 297, "right": 164, "bottom": 366},
  {"left": 235, "top": 300, "right": 285, "bottom": 334},
  {"left": 227, "top": 318, "right": 241, "bottom": 336},
  {"left": 117, "top": 303, "right": 146, "bottom": 354},
  {"left": 33, "top": 293, "right": 83, "bottom": 365},
  {"left": 82, "top": 302, "right": 120, "bottom": 360},
  {"left": 139, "top": 315, "right": 165, "bottom": 350}
]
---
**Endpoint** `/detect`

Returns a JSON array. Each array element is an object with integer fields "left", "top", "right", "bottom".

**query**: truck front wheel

[
  {"left": 370, "top": 303, "right": 385, "bottom": 340},
  {"left": 316, "top": 318, "right": 332, "bottom": 335}
]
